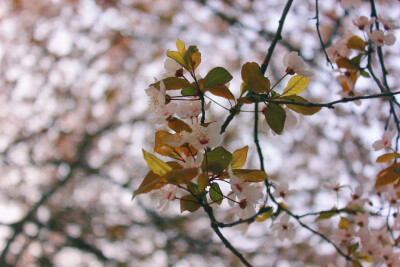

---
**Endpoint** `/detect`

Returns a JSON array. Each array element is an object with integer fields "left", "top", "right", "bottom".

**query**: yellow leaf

[
  {"left": 166, "top": 50, "right": 187, "bottom": 68},
  {"left": 154, "top": 130, "right": 182, "bottom": 160},
  {"left": 231, "top": 146, "right": 249, "bottom": 169},
  {"left": 176, "top": 38, "right": 186, "bottom": 55},
  {"left": 347, "top": 36, "right": 366, "bottom": 51},
  {"left": 191, "top": 51, "right": 201, "bottom": 71},
  {"left": 241, "top": 62, "right": 271, "bottom": 93},
  {"left": 283, "top": 95, "right": 321, "bottom": 115},
  {"left": 376, "top": 152, "right": 397, "bottom": 163},
  {"left": 256, "top": 208, "right": 272, "bottom": 222},
  {"left": 338, "top": 217, "right": 350, "bottom": 230},
  {"left": 282, "top": 75, "right": 310, "bottom": 96},
  {"left": 142, "top": 149, "right": 172, "bottom": 176},
  {"left": 375, "top": 163, "right": 400, "bottom": 188},
  {"left": 232, "top": 169, "right": 267, "bottom": 182}
]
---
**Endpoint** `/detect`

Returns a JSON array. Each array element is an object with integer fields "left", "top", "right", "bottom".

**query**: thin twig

[{"left": 313, "top": 0, "right": 334, "bottom": 68}]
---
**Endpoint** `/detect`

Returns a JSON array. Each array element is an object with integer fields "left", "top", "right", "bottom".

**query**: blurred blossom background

[{"left": 0, "top": 0, "right": 399, "bottom": 266}]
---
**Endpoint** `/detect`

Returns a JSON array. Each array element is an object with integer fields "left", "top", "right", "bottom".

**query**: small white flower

[
  {"left": 176, "top": 99, "right": 210, "bottom": 120},
  {"left": 368, "top": 30, "right": 396, "bottom": 46},
  {"left": 163, "top": 58, "right": 185, "bottom": 78},
  {"left": 323, "top": 181, "right": 346, "bottom": 192},
  {"left": 272, "top": 181, "right": 297, "bottom": 200},
  {"left": 337, "top": 89, "right": 363, "bottom": 106},
  {"left": 228, "top": 166, "right": 263, "bottom": 206},
  {"left": 283, "top": 51, "right": 313, "bottom": 77},
  {"left": 378, "top": 16, "right": 399, "bottom": 31},
  {"left": 383, "top": 186, "right": 400, "bottom": 207},
  {"left": 340, "top": 0, "right": 362, "bottom": 9},
  {"left": 353, "top": 16, "right": 375, "bottom": 31},
  {"left": 271, "top": 214, "right": 295, "bottom": 241},
  {"left": 361, "top": 243, "right": 383, "bottom": 262},
  {"left": 182, "top": 122, "right": 222, "bottom": 150},
  {"left": 372, "top": 129, "right": 396, "bottom": 150},
  {"left": 146, "top": 81, "right": 177, "bottom": 124},
  {"left": 156, "top": 185, "right": 179, "bottom": 212},
  {"left": 331, "top": 228, "right": 354, "bottom": 246}
]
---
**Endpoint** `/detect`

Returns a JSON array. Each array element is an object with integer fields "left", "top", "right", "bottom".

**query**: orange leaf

[{"left": 375, "top": 163, "right": 400, "bottom": 188}]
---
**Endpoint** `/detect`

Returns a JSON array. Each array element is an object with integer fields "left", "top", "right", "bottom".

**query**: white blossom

[
  {"left": 368, "top": 30, "right": 396, "bottom": 46},
  {"left": 182, "top": 122, "right": 222, "bottom": 150},
  {"left": 340, "top": 0, "right": 362, "bottom": 9},
  {"left": 272, "top": 181, "right": 297, "bottom": 200},
  {"left": 156, "top": 185, "right": 179, "bottom": 212},
  {"left": 163, "top": 58, "right": 185, "bottom": 78},
  {"left": 228, "top": 166, "right": 263, "bottom": 206},
  {"left": 372, "top": 129, "right": 396, "bottom": 150},
  {"left": 283, "top": 51, "right": 313, "bottom": 77},
  {"left": 271, "top": 214, "right": 295, "bottom": 241},
  {"left": 353, "top": 16, "right": 375, "bottom": 31},
  {"left": 378, "top": 16, "right": 399, "bottom": 31}
]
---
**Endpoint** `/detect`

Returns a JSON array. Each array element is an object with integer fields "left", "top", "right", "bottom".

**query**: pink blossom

[
  {"left": 368, "top": 30, "right": 396, "bottom": 46},
  {"left": 156, "top": 185, "right": 179, "bottom": 212},
  {"left": 353, "top": 16, "right": 375, "bottom": 31},
  {"left": 372, "top": 129, "right": 396, "bottom": 150},
  {"left": 163, "top": 58, "right": 186, "bottom": 78},
  {"left": 271, "top": 214, "right": 295, "bottom": 241},
  {"left": 182, "top": 122, "right": 222, "bottom": 150},
  {"left": 378, "top": 16, "right": 399, "bottom": 31},
  {"left": 228, "top": 166, "right": 263, "bottom": 206},
  {"left": 272, "top": 181, "right": 297, "bottom": 200},
  {"left": 337, "top": 90, "right": 363, "bottom": 106},
  {"left": 340, "top": 0, "right": 362, "bottom": 9},
  {"left": 283, "top": 51, "right": 313, "bottom": 77}
]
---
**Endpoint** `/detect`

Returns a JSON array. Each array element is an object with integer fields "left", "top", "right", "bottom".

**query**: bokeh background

[{"left": 0, "top": 0, "right": 399, "bottom": 266}]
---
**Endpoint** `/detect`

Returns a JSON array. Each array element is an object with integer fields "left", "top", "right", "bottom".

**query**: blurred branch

[{"left": 313, "top": 0, "right": 334, "bottom": 68}]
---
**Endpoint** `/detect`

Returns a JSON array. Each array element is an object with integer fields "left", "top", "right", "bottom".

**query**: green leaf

[
  {"left": 263, "top": 103, "right": 286, "bottom": 135},
  {"left": 132, "top": 171, "right": 164, "bottom": 198},
  {"left": 360, "top": 69, "right": 370, "bottom": 78},
  {"left": 231, "top": 146, "right": 249, "bottom": 169},
  {"left": 198, "top": 173, "right": 210, "bottom": 192},
  {"left": 181, "top": 86, "right": 196, "bottom": 96},
  {"left": 202, "top": 146, "right": 232, "bottom": 175},
  {"left": 166, "top": 50, "right": 187, "bottom": 68},
  {"left": 282, "top": 75, "right": 310, "bottom": 96},
  {"left": 164, "top": 168, "right": 200, "bottom": 185},
  {"left": 232, "top": 169, "right": 268, "bottom": 182},
  {"left": 183, "top": 45, "right": 201, "bottom": 71},
  {"left": 349, "top": 242, "right": 359, "bottom": 254},
  {"left": 168, "top": 117, "right": 192, "bottom": 133},
  {"left": 282, "top": 95, "right": 321, "bottom": 115},
  {"left": 204, "top": 67, "right": 233, "bottom": 88},
  {"left": 180, "top": 194, "right": 200, "bottom": 212},
  {"left": 142, "top": 149, "right": 172, "bottom": 176},
  {"left": 315, "top": 208, "right": 338, "bottom": 221},
  {"left": 210, "top": 183, "right": 223, "bottom": 205},
  {"left": 208, "top": 85, "right": 235, "bottom": 100},
  {"left": 151, "top": 77, "right": 191, "bottom": 90},
  {"left": 347, "top": 36, "right": 366, "bottom": 51},
  {"left": 241, "top": 62, "right": 271, "bottom": 93}
]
